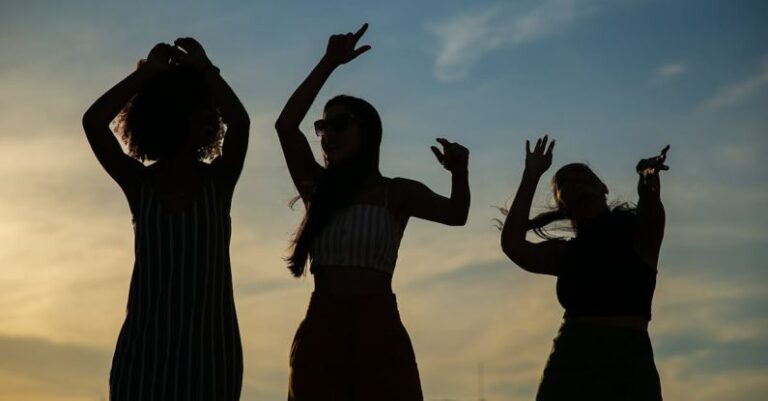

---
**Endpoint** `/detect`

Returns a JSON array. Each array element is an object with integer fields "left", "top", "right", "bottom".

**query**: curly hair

[{"left": 116, "top": 65, "right": 224, "bottom": 162}]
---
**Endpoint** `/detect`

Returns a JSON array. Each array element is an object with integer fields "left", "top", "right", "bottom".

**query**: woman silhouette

[
  {"left": 500, "top": 136, "right": 668, "bottom": 401},
  {"left": 275, "top": 24, "right": 470, "bottom": 401},
  {"left": 82, "top": 38, "right": 249, "bottom": 400}
]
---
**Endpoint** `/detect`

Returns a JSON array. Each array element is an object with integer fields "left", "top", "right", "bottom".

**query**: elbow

[
  {"left": 81, "top": 109, "right": 101, "bottom": 132},
  {"left": 274, "top": 117, "right": 295, "bottom": 133},
  {"left": 500, "top": 236, "right": 525, "bottom": 265},
  {"left": 446, "top": 207, "right": 469, "bottom": 226},
  {"left": 501, "top": 240, "right": 516, "bottom": 262},
  {"left": 239, "top": 114, "right": 251, "bottom": 128}
]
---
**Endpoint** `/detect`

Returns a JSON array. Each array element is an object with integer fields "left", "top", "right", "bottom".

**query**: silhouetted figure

[
  {"left": 275, "top": 24, "right": 470, "bottom": 401},
  {"left": 82, "top": 38, "right": 249, "bottom": 401},
  {"left": 500, "top": 136, "right": 668, "bottom": 401}
]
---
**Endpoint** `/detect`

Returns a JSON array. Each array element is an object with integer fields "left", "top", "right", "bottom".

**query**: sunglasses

[{"left": 314, "top": 113, "right": 358, "bottom": 137}]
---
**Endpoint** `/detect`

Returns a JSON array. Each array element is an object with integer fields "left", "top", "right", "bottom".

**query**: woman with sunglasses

[
  {"left": 275, "top": 24, "right": 470, "bottom": 401},
  {"left": 83, "top": 38, "right": 248, "bottom": 400},
  {"left": 500, "top": 136, "right": 669, "bottom": 400}
]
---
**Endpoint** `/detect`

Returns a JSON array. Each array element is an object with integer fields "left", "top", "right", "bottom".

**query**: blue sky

[{"left": 0, "top": 0, "right": 766, "bottom": 400}]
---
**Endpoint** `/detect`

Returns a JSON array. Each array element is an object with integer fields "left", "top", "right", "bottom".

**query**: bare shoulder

[
  {"left": 384, "top": 176, "right": 422, "bottom": 218},
  {"left": 386, "top": 176, "right": 427, "bottom": 201},
  {"left": 388, "top": 176, "right": 426, "bottom": 192}
]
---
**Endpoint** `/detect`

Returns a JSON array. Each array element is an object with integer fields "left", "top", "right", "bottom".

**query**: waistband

[
  {"left": 559, "top": 319, "right": 650, "bottom": 337},
  {"left": 305, "top": 291, "right": 400, "bottom": 321},
  {"left": 564, "top": 315, "right": 649, "bottom": 331}
]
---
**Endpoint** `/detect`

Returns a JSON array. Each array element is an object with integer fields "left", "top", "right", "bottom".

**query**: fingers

[
  {"left": 659, "top": 144, "right": 670, "bottom": 162},
  {"left": 436, "top": 137, "right": 451, "bottom": 148},
  {"left": 353, "top": 45, "right": 372, "bottom": 58},
  {"left": 430, "top": 146, "right": 444, "bottom": 164},
  {"left": 174, "top": 37, "right": 202, "bottom": 51},
  {"left": 529, "top": 134, "right": 550, "bottom": 154},
  {"left": 174, "top": 37, "right": 205, "bottom": 60},
  {"left": 147, "top": 43, "right": 185, "bottom": 67},
  {"left": 353, "top": 23, "right": 369, "bottom": 41},
  {"left": 545, "top": 139, "right": 555, "bottom": 156}
]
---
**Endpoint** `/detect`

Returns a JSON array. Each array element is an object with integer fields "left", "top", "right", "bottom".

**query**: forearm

[
  {"left": 206, "top": 68, "right": 249, "bottom": 127},
  {"left": 501, "top": 171, "right": 541, "bottom": 248},
  {"left": 276, "top": 57, "right": 336, "bottom": 129},
  {"left": 637, "top": 173, "right": 665, "bottom": 236},
  {"left": 83, "top": 67, "right": 154, "bottom": 128},
  {"left": 449, "top": 170, "right": 470, "bottom": 225}
]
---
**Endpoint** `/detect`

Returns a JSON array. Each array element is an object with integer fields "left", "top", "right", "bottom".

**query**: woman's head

[
  {"left": 117, "top": 65, "right": 224, "bottom": 162},
  {"left": 552, "top": 163, "right": 608, "bottom": 221},
  {"left": 285, "top": 95, "right": 382, "bottom": 277},
  {"left": 317, "top": 95, "right": 382, "bottom": 170},
  {"left": 520, "top": 163, "right": 612, "bottom": 239}
]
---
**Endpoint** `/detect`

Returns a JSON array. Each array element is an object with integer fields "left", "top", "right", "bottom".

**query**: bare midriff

[
  {"left": 564, "top": 315, "right": 649, "bottom": 330},
  {"left": 312, "top": 265, "right": 393, "bottom": 295}
]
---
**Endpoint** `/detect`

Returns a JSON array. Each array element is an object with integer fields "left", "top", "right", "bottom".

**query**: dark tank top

[{"left": 556, "top": 210, "right": 656, "bottom": 320}]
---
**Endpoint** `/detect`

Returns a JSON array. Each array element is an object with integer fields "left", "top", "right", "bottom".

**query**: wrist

[
  {"left": 522, "top": 169, "right": 544, "bottom": 181},
  {"left": 203, "top": 63, "right": 220, "bottom": 75},
  {"left": 450, "top": 168, "right": 469, "bottom": 177},
  {"left": 318, "top": 55, "right": 340, "bottom": 71},
  {"left": 138, "top": 59, "right": 166, "bottom": 75}
]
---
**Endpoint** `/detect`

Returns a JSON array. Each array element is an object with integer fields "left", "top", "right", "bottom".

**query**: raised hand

[
  {"left": 140, "top": 43, "right": 185, "bottom": 72},
  {"left": 431, "top": 138, "right": 469, "bottom": 173},
  {"left": 525, "top": 135, "right": 555, "bottom": 178},
  {"left": 174, "top": 37, "right": 214, "bottom": 70},
  {"left": 636, "top": 145, "right": 670, "bottom": 177},
  {"left": 324, "top": 23, "right": 372, "bottom": 66}
]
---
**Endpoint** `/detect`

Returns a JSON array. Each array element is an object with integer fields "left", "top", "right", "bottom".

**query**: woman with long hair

[
  {"left": 83, "top": 38, "right": 249, "bottom": 400},
  {"left": 275, "top": 24, "right": 470, "bottom": 400},
  {"left": 500, "top": 135, "right": 669, "bottom": 400}
]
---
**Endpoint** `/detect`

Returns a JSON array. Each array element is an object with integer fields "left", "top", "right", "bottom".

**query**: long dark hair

[
  {"left": 497, "top": 163, "right": 636, "bottom": 239},
  {"left": 286, "top": 95, "right": 383, "bottom": 277},
  {"left": 116, "top": 65, "right": 224, "bottom": 162}
]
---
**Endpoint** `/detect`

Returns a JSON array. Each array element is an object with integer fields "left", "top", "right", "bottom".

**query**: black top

[{"left": 556, "top": 210, "right": 656, "bottom": 320}]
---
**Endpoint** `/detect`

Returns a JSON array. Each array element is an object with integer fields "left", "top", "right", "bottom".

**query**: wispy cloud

[
  {"left": 651, "top": 62, "right": 688, "bottom": 84},
  {"left": 656, "top": 63, "right": 688, "bottom": 78},
  {"left": 426, "top": 0, "right": 599, "bottom": 82},
  {"left": 704, "top": 61, "right": 768, "bottom": 109}
]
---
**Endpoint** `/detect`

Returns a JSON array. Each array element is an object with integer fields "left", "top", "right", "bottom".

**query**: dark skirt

[
  {"left": 288, "top": 292, "right": 423, "bottom": 401},
  {"left": 537, "top": 321, "right": 662, "bottom": 401}
]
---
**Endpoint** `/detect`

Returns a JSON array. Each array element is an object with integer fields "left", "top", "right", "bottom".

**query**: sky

[{"left": 0, "top": 0, "right": 766, "bottom": 399}]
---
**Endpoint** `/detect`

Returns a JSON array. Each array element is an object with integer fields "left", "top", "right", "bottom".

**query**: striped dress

[{"left": 110, "top": 180, "right": 243, "bottom": 401}]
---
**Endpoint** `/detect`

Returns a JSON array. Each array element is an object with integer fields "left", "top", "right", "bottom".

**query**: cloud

[
  {"left": 426, "top": 0, "right": 598, "bottom": 82},
  {"left": 656, "top": 63, "right": 687, "bottom": 77},
  {"left": 0, "top": 334, "right": 111, "bottom": 400},
  {"left": 704, "top": 61, "right": 768, "bottom": 109},
  {"left": 652, "top": 62, "right": 688, "bottom": 83}
]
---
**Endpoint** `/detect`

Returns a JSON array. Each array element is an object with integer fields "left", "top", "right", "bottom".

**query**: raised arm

[
  {"left": 274, "top": 23, "right": 371, "bottom": 201},
  {"left": 398, "top": 138, "right": 470, "bottom": 226},
  {"left": 174, "top": 37, "right": 250, "bottom": 189},
  {"left": 633, "top": 145, "right": 669, "bottom": 269},
  {"left": 500, "top": 135, "right": 566, "bottom": 276},
  {"left": 82, "top": 44, "right": 181, "bottom": 194}
]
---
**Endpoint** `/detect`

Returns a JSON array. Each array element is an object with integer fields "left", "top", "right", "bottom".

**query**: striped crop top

[{"left": 309, "top": 201, "right": 405, "bottom": 274}]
